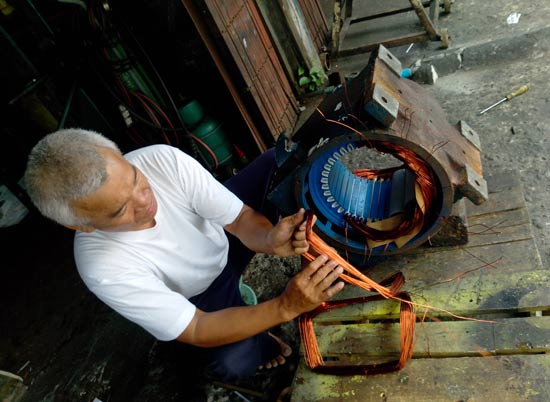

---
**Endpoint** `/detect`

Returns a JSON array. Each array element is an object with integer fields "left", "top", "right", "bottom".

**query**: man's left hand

[{"left": 268, "top": 208, "right": 311, "bottom": 257}]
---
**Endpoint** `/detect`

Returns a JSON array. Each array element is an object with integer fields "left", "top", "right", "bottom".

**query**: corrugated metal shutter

[{"left": 202, "top": 0, "right": 300, "bottom": 142}]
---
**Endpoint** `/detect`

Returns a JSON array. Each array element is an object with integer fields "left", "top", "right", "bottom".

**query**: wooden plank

[
  {"left": 313, "top": 317, "right": 550, "bottom": 358},
  {"left": 380, "top": 237, "right": 541, "bottom": 283},
  {"left": 494, "top": 316, "right": 550, "bottom": 353},
  {"left": 316, "top": 237, "right": 546, "bottom": 322},
  {"left": 291, "top": 354, "right": 550, "bottom": 402},
  {"left": 466, "top": 170, "right": 524, "bottom": 217},
  {"left": 316, "top": 320, "right": 495, "bottom": 359},
  {"left": 297, "top": 0, "right": 329, "bottom": 51},
  {"left": 465, "top": 210, "right": 533, "bottom": 246},
  {"left": 315, "top": 268, "right": 550, "bottom": 322},
  {"left": 409, "top": 269, "right": 550, "bottom": 314},
  {"left": 391, "top": 208, "right": 532, "bottom": 257},
  {"left": 402, "top": 240, "right": 541, "bottom": 286}
]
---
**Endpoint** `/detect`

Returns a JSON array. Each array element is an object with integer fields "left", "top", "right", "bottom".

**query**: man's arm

[
  {"left": 184, "top": 205, "right": 343, "bottom": 347},
  {"left": 177, "top": 254, "right": 344, "bottom": 346}
]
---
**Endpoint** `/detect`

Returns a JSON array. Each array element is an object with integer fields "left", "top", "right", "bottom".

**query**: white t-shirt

[{"left": 75, "top": 145, "right": 243, "bottom": 341}]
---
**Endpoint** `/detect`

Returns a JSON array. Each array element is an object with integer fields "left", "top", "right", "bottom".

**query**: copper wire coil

[{"left": 299, "top": 212, "right": 416, "bottom": 374}]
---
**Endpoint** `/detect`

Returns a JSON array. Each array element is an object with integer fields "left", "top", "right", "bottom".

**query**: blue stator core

[{"left": 302, "top": 141, "right": 417, "bottom": 254}]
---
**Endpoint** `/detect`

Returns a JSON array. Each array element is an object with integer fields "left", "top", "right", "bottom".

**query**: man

[{"left": 23, "top": 128, "right": 344, "bottom": 382}]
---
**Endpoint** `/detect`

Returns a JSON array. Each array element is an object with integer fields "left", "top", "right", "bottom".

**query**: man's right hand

[{"left": 277, "top": 255, "right": 344, "bottom": 321}]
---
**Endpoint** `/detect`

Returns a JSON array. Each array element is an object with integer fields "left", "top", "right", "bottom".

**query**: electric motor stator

[{"left": 269, "top": 46, "right": 487, "bottom": 261}]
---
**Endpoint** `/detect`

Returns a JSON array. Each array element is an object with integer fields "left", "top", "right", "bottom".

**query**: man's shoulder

[
  {"left": 125, "top": 144, "right": 198, "bottom": 168},
  {"left": 125, "top": 144, "right": 178, "bottom": 159}
]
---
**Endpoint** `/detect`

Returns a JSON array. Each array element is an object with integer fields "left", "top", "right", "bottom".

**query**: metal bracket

[
  {"left": 457, "top": 120, "right": 481, "bottom": 151},
  {"left": 364, "top": 83, "right": 399, "bottom": 127},
  {"left": 378, "top": 45, "right": 403, "bottom": 77},
  {"left": 458, "top": 164, "right": 488, "bottom": 205}
]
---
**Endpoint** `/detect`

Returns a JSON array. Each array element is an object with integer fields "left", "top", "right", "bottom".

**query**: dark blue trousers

[{"left": 188, "top": 148, "right": 280, "bottom": 382}]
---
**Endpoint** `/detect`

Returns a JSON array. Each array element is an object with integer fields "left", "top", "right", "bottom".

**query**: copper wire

[
  {"left": 299, "top": 211, "right": 417, "bottom": 374},
  {"left": 316, "top": 107, "right": 439, "bottom": 247},
  {"left": 299, "top": 211, "right": 499, "bottom": 374},
  {"left": 344, "top": 142, "right": 437, "bottom": 243}
]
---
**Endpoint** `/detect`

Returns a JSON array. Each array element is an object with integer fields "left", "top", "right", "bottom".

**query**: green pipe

[
  {"left": 78, "top": 88, "right": 115, "bottom": 132},
  {"left": 25, "top": 0, "right": 54, "bottom": 36},
  {"left": 58, "top": 80, "right": 77, "bottom": 129},
  {"left": 0, "top": 23, "right": 38, "bottom": 73},
  {"left": 8, "top": 75, "right": 48, "bottom": 105}
]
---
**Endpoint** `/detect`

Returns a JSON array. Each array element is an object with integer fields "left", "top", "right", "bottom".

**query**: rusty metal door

[{"left": 184, "top": 0, "right": 301, "bottom": 148}]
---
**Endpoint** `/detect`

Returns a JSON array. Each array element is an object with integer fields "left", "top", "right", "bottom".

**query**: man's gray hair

[{"left": 23, "top": 128, "right": 122, "bottom": 227}]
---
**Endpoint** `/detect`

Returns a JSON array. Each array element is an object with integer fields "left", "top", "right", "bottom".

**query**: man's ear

[{"left": 64, "top": 224, "right": 95, "bottom": 233}]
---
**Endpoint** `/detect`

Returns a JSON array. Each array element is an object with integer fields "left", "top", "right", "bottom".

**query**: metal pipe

[
  {"left": 58, "top": 80, "right": 78, "bottom": 129},
  {"left": 0, "top": 23, "right": 38, "bottom": 74},
  {"left": 25, "top": 0, "right": 54, "bottom": 36}
]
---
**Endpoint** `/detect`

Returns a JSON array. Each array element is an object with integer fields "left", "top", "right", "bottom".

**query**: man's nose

[{"left": 133, "top": 190, "right": 150, "bottom": 209}]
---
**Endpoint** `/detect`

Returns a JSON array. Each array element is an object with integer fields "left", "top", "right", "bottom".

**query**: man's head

[{"left": 24, "top": 128, "right": 158, "bottom": 232}]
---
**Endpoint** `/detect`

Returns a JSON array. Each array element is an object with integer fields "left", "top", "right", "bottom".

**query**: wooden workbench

[{"left": 291, "top": 170, "right": 550, "bottom": 402}]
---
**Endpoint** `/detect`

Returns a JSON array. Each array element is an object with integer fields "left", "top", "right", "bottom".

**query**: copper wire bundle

[
  {"left": 299, "top": 211, "right": 416, "bottom": 374},
  {"left": 303, "top": 212, "right": 404, "bottom": 298},
  {"left": 344, "top": 142, "right": 437, "bottom": 244},
  {"left": 316, "top": 106, "right": 440, "bottom": 249},
  {"left": 376, "top": 141, "right": 438, "bottom": 218}
]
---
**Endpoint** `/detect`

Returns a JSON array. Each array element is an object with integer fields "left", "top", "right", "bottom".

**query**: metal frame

[{"left": 331, "top": 0, "right": 452, "bottom": 57}]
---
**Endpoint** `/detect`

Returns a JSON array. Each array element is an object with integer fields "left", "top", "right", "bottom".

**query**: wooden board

[
  {"left": 291, "top": 171, "right": 550, "bottom": 401},
  {"left": 316, "top": 316, "right": 550, "bottom": 358},
  {"left": 292, "top": 354, "right": 550, "bottom": 402}
]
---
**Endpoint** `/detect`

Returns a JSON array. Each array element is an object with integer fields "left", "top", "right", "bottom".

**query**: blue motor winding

[{"left": 296, "top": 140, "right": 416, "bottom": 255}]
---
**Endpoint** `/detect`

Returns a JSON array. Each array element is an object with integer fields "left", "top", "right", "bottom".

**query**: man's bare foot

[{"left": 258, "top": 333, "right": 292, "bottom": 370}]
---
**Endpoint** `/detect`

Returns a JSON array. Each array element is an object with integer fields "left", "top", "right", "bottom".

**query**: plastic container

[
  {"left": 193, "top": 117, "right": 233, "bottom": 167},
  {"left": 239, "top": 276, "right": 258, "bottom": 305},
  {"left": 178, "top": 100, "right": 204, "bottom": 127}
]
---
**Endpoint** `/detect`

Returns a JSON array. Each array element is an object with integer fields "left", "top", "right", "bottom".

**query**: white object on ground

[{"left": 506, "top": 12, "right": 521, "bottom": 24}]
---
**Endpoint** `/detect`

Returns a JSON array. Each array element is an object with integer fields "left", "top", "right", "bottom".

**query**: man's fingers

[
  {"left": 318, "top": 265, "right": 343, "bottom": 290},
  {"left": 309, "top": 260, "right": 338, "bottom": 283},
  {"left": 293, "top": 245, "right": 309, "bottom": 255},
  {"left": 286, "top": 255, "right": 345, "bottom": 315},
  {"left": 285, "top": 208, "right": 305, "bottom": 229},
  {"left": 302, "top": 254, "right": 329, "bottom": 276},
  {"left": 324, "top": 281, "right": 345, "bottom": 298},
  {"left": 287, "top": 208, "right": 316, "bottom": 232},
  {"left": 291, "top": 236, "right": 309, "bottom": 256},
  {"left": 293, "top": 227, "right": 307, "bottom": 241}
]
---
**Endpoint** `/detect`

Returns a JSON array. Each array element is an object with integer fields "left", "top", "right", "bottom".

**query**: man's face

[{"left": 71, "top": 148, "right": 158, "bottom": 232}]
